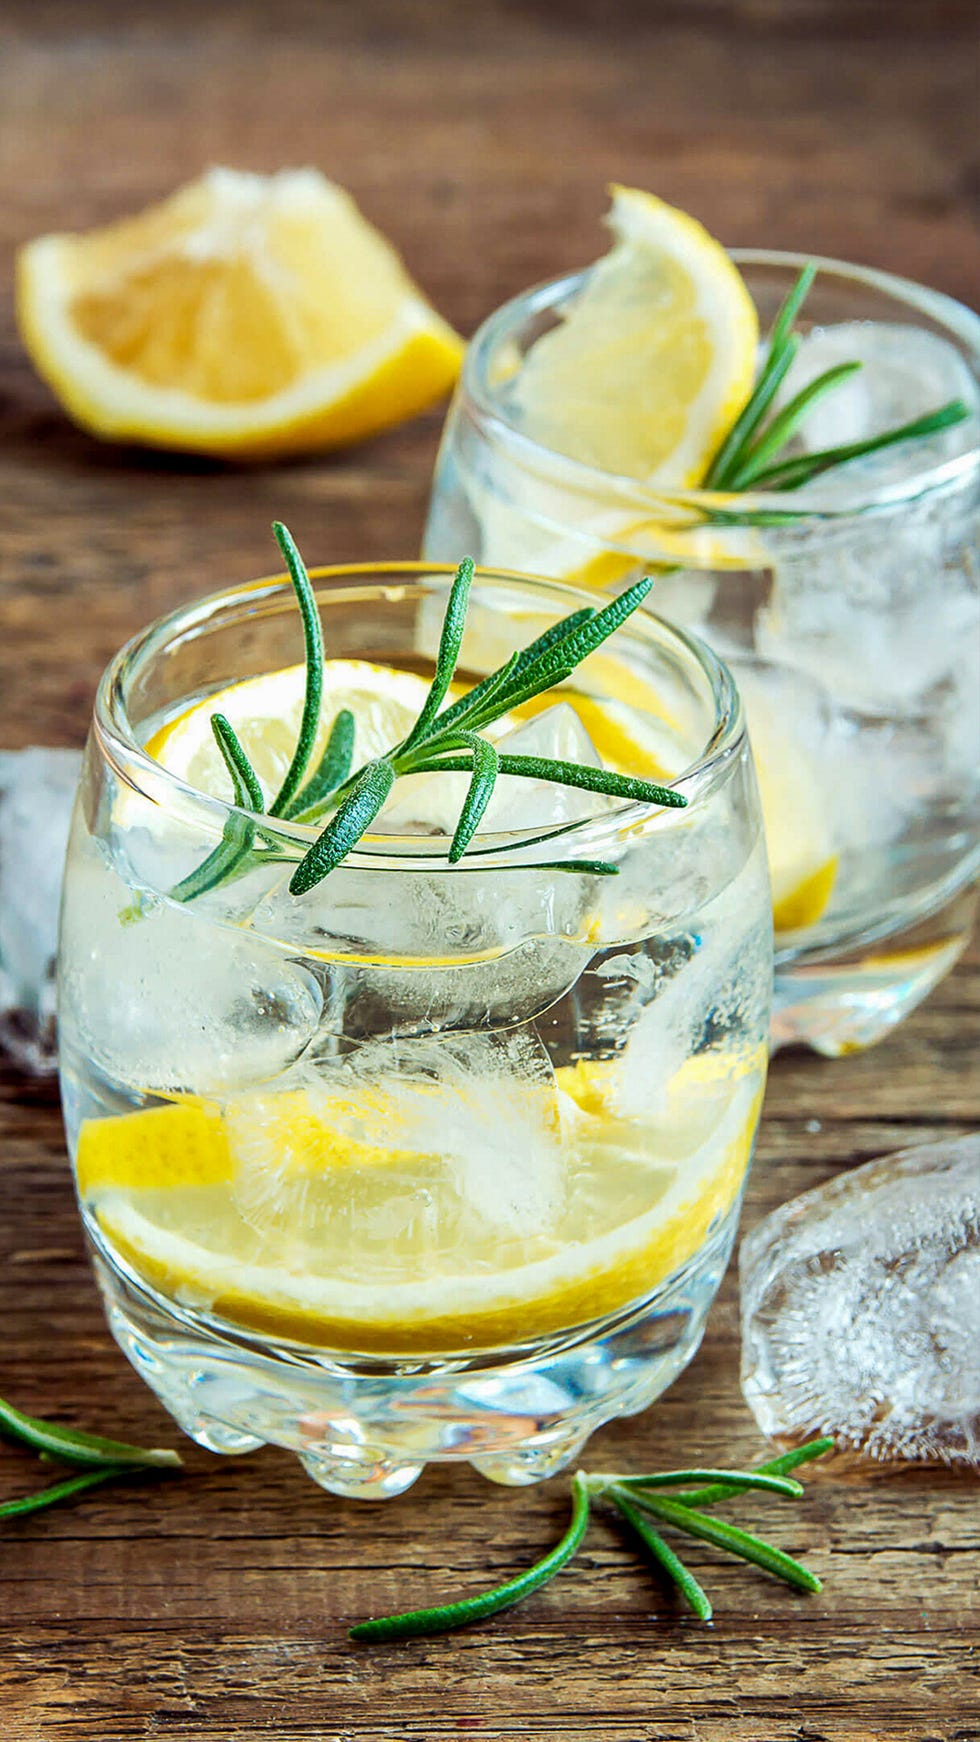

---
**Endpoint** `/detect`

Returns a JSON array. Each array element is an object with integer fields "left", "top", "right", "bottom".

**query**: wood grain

[{"left": 1, "top": 3, "right": 978, "bottom": 1738}]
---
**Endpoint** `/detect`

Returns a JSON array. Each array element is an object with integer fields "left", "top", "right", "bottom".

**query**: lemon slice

[
  {"left": 738, "top": 677, "right": 839, "bottom": 935},
  {"left": 16, "top": 168, "right": 463, "bottom": 459},
  {"left": 513, "top": 185, "right": 758, "bottom": 484},
  {"left": 75, "top": 1055, "right": 762, "bottom": 1355},
  {"left": 147, "top": 659, "right": 433, "bottom": 804}
]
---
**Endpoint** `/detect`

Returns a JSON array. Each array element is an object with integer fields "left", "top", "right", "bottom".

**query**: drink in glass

[
  {"left": 424, "top": 247, "right": 980, "bottom": 1054},
  {"left": 58, "top": 560, "right": 770, "bottom": 1496}
]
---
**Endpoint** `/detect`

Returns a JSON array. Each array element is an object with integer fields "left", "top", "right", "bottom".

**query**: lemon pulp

[
  {"left": 76, "top": 1055, "right": 763, "bottom": 1355},
  {"left": 16, "top": 167, "right": 462, "bottom": 458}
]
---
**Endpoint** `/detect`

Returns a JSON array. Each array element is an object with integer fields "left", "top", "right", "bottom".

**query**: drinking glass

[
  {"left": 58, "top": 564, "right": 770, "bottom": 1498},
  {"left": 424, "top": 255, "right": 980, "bottom": 1055}
]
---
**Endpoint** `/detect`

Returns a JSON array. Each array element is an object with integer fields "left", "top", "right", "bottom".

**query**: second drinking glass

[{"left": 424, "top": 252, "right": 980, "bottom": 1054}]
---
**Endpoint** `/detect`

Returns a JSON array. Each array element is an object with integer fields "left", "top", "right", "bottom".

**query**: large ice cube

[
  {"left": 58, "top": 830, "right": 323, "bottom": 1095},
  {"left": 244, "top": 1026, "right": 568, "bottom": 1245},
  {"left": 740, "top": 1135, "right": 980, "bottom": 1466},
  {"left": 381, "top": 702, "right": 613, "bottom": 839},
  {"left": 780, "top": 322, "right": 979, "bottom": 502},
  {"left": 0, "top": 748, "right": 81, "bottom": 1073}
]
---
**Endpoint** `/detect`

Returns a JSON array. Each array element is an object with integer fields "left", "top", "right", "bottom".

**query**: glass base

[
  {"left": 772, "top": 881, "right": 977, "bottom": 1058},
  {"left": 89, "top": 1208, "right": 739, "bottom": 1499}
]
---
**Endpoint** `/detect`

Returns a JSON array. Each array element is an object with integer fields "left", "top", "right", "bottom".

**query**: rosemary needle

[
  {"left": 0, "top": 1394, "right": 182, "bottom": 1471},
  {"left": 349, "top": 1471, "right": 591, "bottom": 1642},
  {"left": 350, "top": 1439, "right": 833, "bottom": 1641}
]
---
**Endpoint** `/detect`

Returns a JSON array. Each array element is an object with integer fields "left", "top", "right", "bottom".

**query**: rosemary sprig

[
  {"left": 349, "top": 1438, "right": 834, "bottom": 1642},
  {"left": 288, "top": 566, "right": 684, "bottom": 894},
  {"left": 0, "top": 1465, "right": 132, "bottom": 1521},
  {"left": 702, "top": 263, "right": 969, "bottom": 504},
  {"left": 0, "top": 1393, "right": 183, "bottom": 1470},
  {"left": 350, "top": 1472, "right": 592, "bottom": 1642},
  {"left": 167, "top": 533, "right": 685, "bottom": 907},
  {"left": 0, "top": 1391, "right": 183, "bottom": 1527}
]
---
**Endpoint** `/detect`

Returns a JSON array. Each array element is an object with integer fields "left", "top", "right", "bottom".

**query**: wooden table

[{"left": 1, "top": 3, "right": 978, "bottom": 1737}]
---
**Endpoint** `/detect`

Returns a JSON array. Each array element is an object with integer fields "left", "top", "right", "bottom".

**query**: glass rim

[
  {"left": 94, "top": 560, "right": 747, "bottom": 874},
  {"left": 460, "top": 248, "right": 980, "bottom": 518}
]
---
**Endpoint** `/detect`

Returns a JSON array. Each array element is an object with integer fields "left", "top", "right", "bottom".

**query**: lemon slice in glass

[{"left": 75, "top": 1057, "right": 762, "bottom": 1356}]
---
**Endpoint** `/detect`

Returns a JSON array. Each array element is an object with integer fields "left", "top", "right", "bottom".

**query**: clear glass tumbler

[
  {"left": 58, "top": 563, "right": 770, "bottom": 1497},
  {"left": 424, "top": 255, "right": 980, "bottom": 1055}
]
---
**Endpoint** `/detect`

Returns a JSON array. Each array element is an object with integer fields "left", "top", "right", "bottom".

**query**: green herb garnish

[
  {"left": 172, "top": 527, "right": 685, "bottom": 906},
  {"left": 349, "top": 1437, "right": 833, "bottom": 1641},
  {"left": 0, "top": 1391, "right": 182, "bottom": 1524},
  {"left": 702, "top": 262, "right": 968, "bottom": 502}
]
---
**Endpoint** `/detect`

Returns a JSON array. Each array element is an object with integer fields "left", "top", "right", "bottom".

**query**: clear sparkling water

[
  {"left": 740, "top": 1135, "right": 980, "bottom": 1466},
  {"left": 58, "top": 574, "right": 771, "bottom": 1494}
]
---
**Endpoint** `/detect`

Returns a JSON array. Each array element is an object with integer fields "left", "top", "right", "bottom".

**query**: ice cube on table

[
  {"left": 776, "top": 322, "right": 979, "bottom": 503},
  {"left": 380, "top": 702, "right": 613, "bottom": 840},
  {"left": 0, "top": 747, "right": 81, "bottom": 1074},
  {"left": 740, "top": 1134, "right": 980, "bottom": 1467}
]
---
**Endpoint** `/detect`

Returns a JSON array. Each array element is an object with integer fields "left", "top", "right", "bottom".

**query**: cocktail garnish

[
  {"left": 702, "top": 262, "right": 968, "bottom": 513},
  {"left": 1, "top": 1385, "right": 831, "bottom": 1642},
  {"left": 0, "top": 1390, "right": 182, "bottom": 1523},
  {"left": 349, "top": 1437, "right": 835, "bottom": 1640},
  {"left": 172, "top": 522, "right": 686, "bottom": 904}
]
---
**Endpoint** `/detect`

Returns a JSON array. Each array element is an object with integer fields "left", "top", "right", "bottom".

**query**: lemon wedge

[
  {"left": 513, "top": 185, "right": 758, "bottom": 484},
  {"left": 16, "top": 168, "right": 463, "bottom": 458},
  {"left": 75, "top": 1056, "right": 762, "bottom": 1355}
]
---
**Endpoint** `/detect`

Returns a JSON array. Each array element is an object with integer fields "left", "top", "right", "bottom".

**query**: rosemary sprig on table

[
  {"left": 349, "top": 1437, "right": 834, "bottom": 1641},
  {"left": 700, "top": 261, "right": 968, "bottom": 513},
  {"left": 0, "top": 1392, "right": 182, "bottom": 1522},
  {"left": 1, "top": 1391, "right": 833, "bottom": 1640},
  {"left": 172, "top": 522, "right": 685, "bottom": 906}
]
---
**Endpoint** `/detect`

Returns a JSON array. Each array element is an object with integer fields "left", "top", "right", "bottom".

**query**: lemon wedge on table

[
  {"left": 75, "top": 1060, "right": 761, "bottom": 1356},
  {"left": 513, "top": 184, "right": 758, "bottom": 485},
  {"left": 16, "top": 168, "right": 463, "bottom": 459}
]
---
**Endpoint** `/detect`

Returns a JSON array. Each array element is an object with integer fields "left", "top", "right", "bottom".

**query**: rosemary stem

[{"left": 349, "top": 1473, "right": 591, "bottom": 1642}]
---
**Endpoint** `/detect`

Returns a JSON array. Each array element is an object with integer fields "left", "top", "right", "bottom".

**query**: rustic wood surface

[{"left": 1, "top": 3, "right": 978, "bottom": 1738}]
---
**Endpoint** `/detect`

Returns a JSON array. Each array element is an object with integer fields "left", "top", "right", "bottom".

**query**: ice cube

[
  {"left": 0, "top": 748, "right": 82, "bottom": 1073},
  {"left": 779, "top": 322, "right": 979, "bottom": 500},
  {"left": 58, "top": 829, "right": 323, "bottom": 1095},
  {"left": 381, "top": 702, "right": 613, "bottom": 839},
  {"left": 313, "top": 1026, "right": 566, "bottom": 1240},
  {"left": 740, "top": 1134, "right": 980, "bottom": 1467},
  {"left": 754, "top": 480, "right": 980, "bottom": 722},
  {"left": 752, "top": 323, "right": 980, "bottom": 720}
]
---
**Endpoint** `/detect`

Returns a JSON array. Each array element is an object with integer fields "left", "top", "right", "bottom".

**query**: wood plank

[{"left": 1, "top": 2, "right": 977, "bottom": 1737}]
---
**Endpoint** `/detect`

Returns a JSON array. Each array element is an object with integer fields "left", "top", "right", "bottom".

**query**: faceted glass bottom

[
  {"left": 771, "top": 880, "right": 977, "bottom": 1057},
  {"left": 89, "top": 1203, "right": 740, "bottom": 1499}
]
